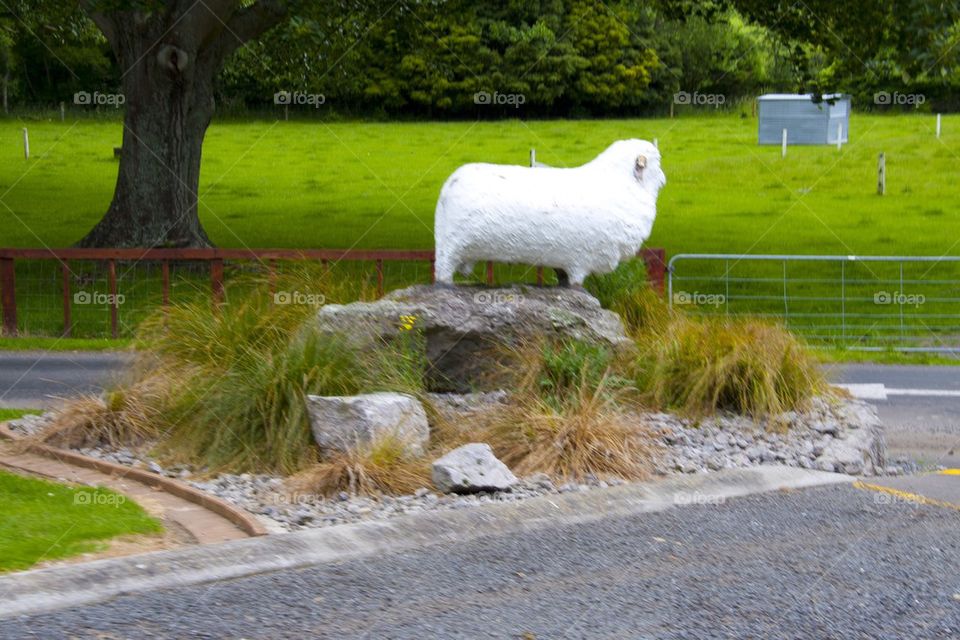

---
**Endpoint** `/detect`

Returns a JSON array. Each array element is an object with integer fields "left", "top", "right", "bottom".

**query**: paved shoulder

[
  {"left": 0, "top": 351, "right": 131, "bottom": 409},
  {"left": 3, "top": 485, "right": 957, "bottom": 639}
]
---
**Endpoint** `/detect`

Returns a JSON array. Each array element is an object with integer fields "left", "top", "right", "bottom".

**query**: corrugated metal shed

[{"left": 758, "top": 93, "right": 850, "bottom": 145}]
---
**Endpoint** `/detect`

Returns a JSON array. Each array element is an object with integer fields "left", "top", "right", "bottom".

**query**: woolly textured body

[{"left": 434, "top": 139, "right": 665, "bottom": 285}]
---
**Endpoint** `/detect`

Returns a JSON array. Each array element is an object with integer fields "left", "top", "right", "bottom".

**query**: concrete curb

[
  {"left": 0, "top": 465, "right": 854, "bottom": 620},
  {"left": 0, "top": 422, "right": 267, "bottom": 537}
]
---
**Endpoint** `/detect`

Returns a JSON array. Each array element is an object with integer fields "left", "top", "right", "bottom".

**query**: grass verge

[{"left": 0, "top": 470, "right": 162, "bottom": 573}]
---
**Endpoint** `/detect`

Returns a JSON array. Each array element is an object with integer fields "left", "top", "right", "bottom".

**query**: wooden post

[
  {"left": 22, "top": 128, "right": 29, "bottom": 159},
  {"left": 107, "top": 259, "right": 118, "bottom": 339},
  {"left": 211, "top": 259, "right": 224, "bottom": 308},
  {"left": 836, "top": 123, "right": 843, "bottom": 150},
  {"left": 536, "top": 266, "right": 544, "bottom": 286},
  {"left": 161, "top": 260, "right": 170, "bottom": 306},
  {"left": 529, "top": 149, "right": 536, "bottom": 167},
  {"left": 59, "top": 102, "right": 65, "bottom": 122},
  {"left": 937, "top": 113, "right": 942, "bottom": 139},
  {"left": 781, "top": 128, "right": 787, "bottom": 158},
  {"left": 0, "top": 258, "right": 16, "bottom": 336},
  {"left": 429, "top": 258, "right": 436, "bottom": 284},
  {"left": 61, "top": 262, "right": 72, "bottom": 337},
  {"left": 751, "top": 99, "right": 757, "bottom": 118},
  {"left": 669, "top": 101, "right": 674, "bottom": 118},
  {"left": 375, "top": 259, "right": 384, "bottom": 296},
  {"left": 486, "top": 261, "right": 494, "bottom": 285},
  {"left": 877, "top": 152, "right": 886, "bottom": 195}
]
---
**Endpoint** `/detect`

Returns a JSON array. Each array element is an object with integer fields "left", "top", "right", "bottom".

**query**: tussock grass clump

[
  {"left": 86, "top": 265, "right": 426, "bottom": 475},
  {"left": 634, "top": 316, "right": 824, "bottom": 418},
  {"left": 481, "top": 339, "right": 657, "bottom": 482},
  {"left": 37, "top": 385, "right": 162, "bottom": 449},
  {"left": 586, "top": 259, "right": 673, "bottom": 335},
  {"left": 293, "top": 435, "right": 430, "bottom": 497}
]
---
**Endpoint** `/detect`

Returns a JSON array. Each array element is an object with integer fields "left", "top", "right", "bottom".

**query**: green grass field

[
  {"left": 1, "top": 111, "right": 959, "bottom": 347},
  {"left": 0, "top": 470, "right": 162, "bottom": 572},
  {"left": 3, "top": 112, "right": 957, "bottom": 254}
]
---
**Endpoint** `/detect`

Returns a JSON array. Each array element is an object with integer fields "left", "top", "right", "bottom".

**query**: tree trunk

[
  {"left": 78, "top": 2, "right": 288, "bottom": 248},
  {"left": 78, "top": 31, "right": 216, "bottom": 247}
]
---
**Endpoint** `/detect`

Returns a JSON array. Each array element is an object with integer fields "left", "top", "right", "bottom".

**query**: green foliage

[
  {"left": 129, "top": 268, "right": 427, "bottom": 473},
  {"left": 537, "top": 339, "right": 615, "bottom": 409},
  {"left": 0, "top": 470, "right": 161, "bottom": 572}
]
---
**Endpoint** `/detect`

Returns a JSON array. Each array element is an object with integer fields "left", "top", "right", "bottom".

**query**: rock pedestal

[
  {"left": 432, "top": 443, "right": 518, "bottom": 493},
  {"left": 315, "top": 284, "right": 631, "bottom": 392}
]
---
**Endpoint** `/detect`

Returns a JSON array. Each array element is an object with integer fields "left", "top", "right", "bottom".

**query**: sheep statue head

[{"left": 434, "top": 138, "right": 665, "bottom": 287}]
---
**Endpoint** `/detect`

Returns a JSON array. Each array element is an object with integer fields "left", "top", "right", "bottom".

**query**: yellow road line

[
  {"left": 939, "top": 469, "right": 960, "bottom": 476},
  {"left": 853, "top": 481, "right": 960, "bottom": 513}
]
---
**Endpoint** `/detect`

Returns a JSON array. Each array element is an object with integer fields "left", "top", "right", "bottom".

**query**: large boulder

[
  {"left": 315, "top": 284, "right": 631, "bottom": 392},
  {"left": 306, "top": 392, "right": 430, "bottom": 456},
  {"left": 432, "top": 443, "right": 518, "bottom": 494},
  {"left": 812, "top": 399, "right": 886, "bottom": 475}
]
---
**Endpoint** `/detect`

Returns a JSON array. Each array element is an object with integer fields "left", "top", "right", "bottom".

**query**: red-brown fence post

[
  {"left": 107, "top": 259, "right": 119, "bottom": 339},
  {"left": 486, "top": 261, "right": 494, "bottom": 285},
  {"left": 639, "top": 248, "right": 667, "bottom": 295},
  {"left": 161, "top": 260, "right": 170, "bottom": 306},
  {"left": 61, "top": 262, "right": 72, "bottom": 337},
  {"left": 211, "top": 259, "right": 225, "bottom": 308},
  {"left": 536, "top": 266, "right": 544, "bottom": 286},
  {"left": 0, "top": 258, "right": 16, "bottom": 336}
]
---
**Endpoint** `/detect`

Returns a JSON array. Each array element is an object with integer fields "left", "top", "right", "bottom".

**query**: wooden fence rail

[{"left": 0, "top": 247, "right": 666, "bottom": 338}]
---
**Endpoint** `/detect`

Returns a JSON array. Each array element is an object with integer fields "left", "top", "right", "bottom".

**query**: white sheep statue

[{"left": 433, "top": 139, "right": 665, "bottom": 286}]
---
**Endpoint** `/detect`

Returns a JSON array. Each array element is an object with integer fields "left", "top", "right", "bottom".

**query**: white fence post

[
  {"left": 781, "top": 128, "right": 787, "bottom": 157},
  {"left": 21, "top": 127, "right": 29, "bottom": 159},
  {"left": 837, "top": 122, "right": 843, "bottom": 150},
  {"left": 937, "top": 113, "right": 942, "bottom": 139},
  {"left": 529, "top": 148, "right": 536, "bottom": 167}
]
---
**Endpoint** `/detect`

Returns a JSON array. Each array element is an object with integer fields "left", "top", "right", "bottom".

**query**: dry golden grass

[
  {"left": 474, "top": 339, "right": 659, "bottom": 482},
  {"left": 292, "top": 434, "right": 431, "bottom": 497},
  {"left": 480, "top": 375, "right": 658, "bottom": 481},
  {"left": 35, "top": 384, "right": 163, "bottom": 449}
]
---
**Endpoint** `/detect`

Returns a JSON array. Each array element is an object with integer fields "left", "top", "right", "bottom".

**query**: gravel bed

[{"left": 2, "top": 395, "right": 935, "bottom": 533}]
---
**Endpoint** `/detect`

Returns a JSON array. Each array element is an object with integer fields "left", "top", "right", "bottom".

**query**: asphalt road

[
  {"left": 0, "top": 351, "right": 131, "bottom": 409},
  {"left": 2, "top": 484, "right": 957, "bottom": 639},
  {"left": 826, "top": 364, "right": 960, "bottom": 468}
]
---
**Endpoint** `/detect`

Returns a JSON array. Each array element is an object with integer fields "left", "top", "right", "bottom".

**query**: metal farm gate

[{"left": 668, "top": 254, "right": 960, "bottom": 352}]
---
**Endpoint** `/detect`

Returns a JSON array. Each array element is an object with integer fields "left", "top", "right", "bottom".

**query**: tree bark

[{"left": 78, "top": 1, "right": 288, "bottom": 248}]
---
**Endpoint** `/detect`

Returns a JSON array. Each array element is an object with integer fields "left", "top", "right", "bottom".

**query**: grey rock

[
  {"left": 306, "top": 392, "right": 429, "bottom": 456},
  {"left": 431, "top": 443, "right": 518, "bottom": 494},
  {"left": 315, "top": 284, "right": 631, "bottom": 392}
]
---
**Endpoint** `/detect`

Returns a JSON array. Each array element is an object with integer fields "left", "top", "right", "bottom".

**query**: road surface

[
  {"left": 826, "top": 363, "right": 960, "bottom": 468},
  {"left": 0, "top": 351, "right": 131, "bottom": 409},
  {"left": 2, "top": 484, "right": 957, "bottom": 639}
]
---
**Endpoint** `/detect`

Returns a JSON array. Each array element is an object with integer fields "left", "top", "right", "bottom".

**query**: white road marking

[{"left": 835, "top": 383, "right": 960, "bottom": 400}]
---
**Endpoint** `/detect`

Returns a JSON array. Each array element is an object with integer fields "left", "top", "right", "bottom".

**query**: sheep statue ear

[{"left": 634, "top": 155, "right": 647, "bottom": 181}]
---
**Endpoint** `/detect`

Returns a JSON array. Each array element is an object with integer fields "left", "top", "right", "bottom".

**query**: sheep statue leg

[
  {"left": 434, "top": 246, "right": 458, "bottom": 286},
  {"left": 555, "top": 269, "right": 570, "bottom": 287}
]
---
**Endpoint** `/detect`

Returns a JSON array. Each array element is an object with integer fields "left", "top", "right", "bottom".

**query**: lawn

[
  {"left": 1, "top": 110, "right": 958, "bottom": 345},
  {"left": 2, "top": 111, "right": 957, "bottom": 254},
  {"left": 0, "top": 408, "right": 41, "bottom": 421},
  {"left": 0, "top": 470, "right": 162, "bottom": 572}
]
